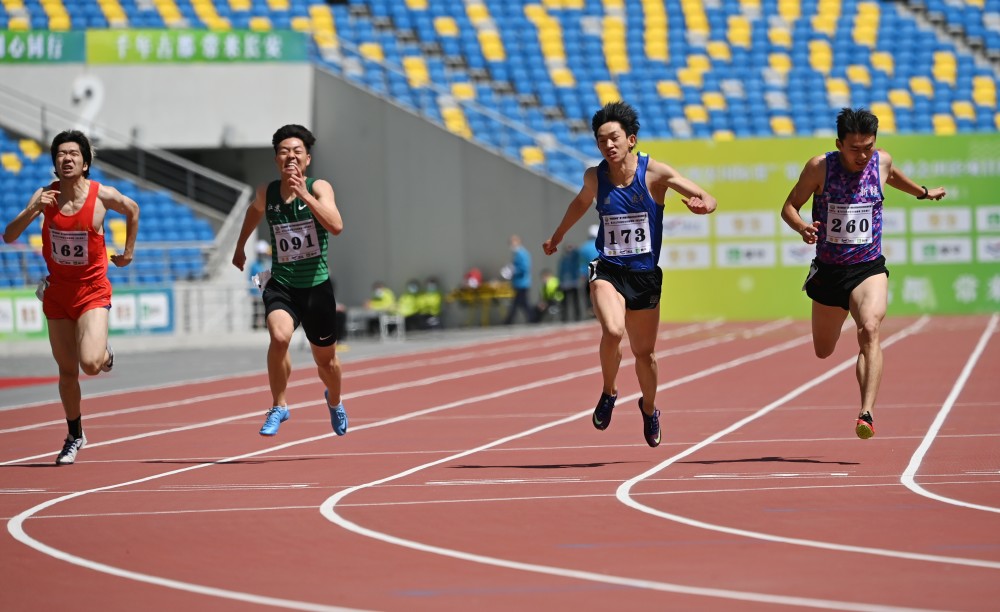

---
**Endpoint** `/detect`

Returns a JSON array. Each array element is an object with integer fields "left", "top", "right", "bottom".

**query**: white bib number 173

[
  {"left": 273, "top": 220, "right": 320, "bottom": 263},
  {"left": 826, "top": 202, "right": 873, "bottom": 245},
  {"left": 602, "top": 212, "right": 651, "bottom": 257}
]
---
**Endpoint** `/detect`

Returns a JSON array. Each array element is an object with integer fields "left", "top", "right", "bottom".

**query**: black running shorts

[
  {"left": 588, "top": 258, "right": 663, "bottom": 311},
  {"left": 803, "top": 255, "right": 889, "bottom": 311},
  {"left": 262, "top": 278, "right": 339, "bottom": 346}
]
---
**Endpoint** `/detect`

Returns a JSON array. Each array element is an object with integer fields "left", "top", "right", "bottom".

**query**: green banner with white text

[
  {"left": 86, "top": 29, "right": 307, "bottom": 63},
  {"left": 0, "top": 31, "right": 85, "bottom": 63},
  {"left": 641, "top": 133, "right": 1000, "bottom": 321}
]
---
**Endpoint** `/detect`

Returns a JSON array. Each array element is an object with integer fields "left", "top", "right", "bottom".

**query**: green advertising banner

[
  {"left": 0, "top": 286, "right": 174, "bottom": 341},
  {"left": 0, "top": 31, "right": 85, "bottom": 63},
  {"left": 642, "top": 133, "right": 1000, "bottom": 321},
  {"left": 86, "top": 29, "right": 307, "bottom": 63}
]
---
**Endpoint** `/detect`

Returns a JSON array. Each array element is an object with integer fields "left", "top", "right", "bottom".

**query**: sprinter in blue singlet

[
  {"left": 543, "top": 101, "right": 717, "bottom": 448},
  {"left": 781, "top": 107, "right": 946, "bottom": 440}
]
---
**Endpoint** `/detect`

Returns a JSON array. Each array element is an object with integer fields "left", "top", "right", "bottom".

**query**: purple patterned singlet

[{"left": 812, "top": 150, "right": 884, "bottom": 265}]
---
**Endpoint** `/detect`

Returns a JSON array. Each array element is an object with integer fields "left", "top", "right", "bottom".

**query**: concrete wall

[{"left": 310, "top": 68, "right": 587, "bottom": 307}]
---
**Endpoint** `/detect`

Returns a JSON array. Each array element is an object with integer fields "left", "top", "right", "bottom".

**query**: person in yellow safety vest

[
  {"left": 418, "top": 276, "right": 443, "bottom": 329},
  {"left": 398, "top": 279, "right": 422, "bottom": 331},
  {"left": 364, "top": 281, "right": 396, "bottom": 335},
  {"left": 533, "top": 269, "right": 564, "bottom": 323}
]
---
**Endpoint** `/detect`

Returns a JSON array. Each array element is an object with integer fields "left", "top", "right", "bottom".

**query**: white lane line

[
  {"left": 901, "top": 313, "right": 1000, "bottom": 513},
  {"left": 0, "top": 320, "right": 789, "bottom": 464},
  {"left": 0, "top": 321, "right": 717, "bottom": 436},
  {"left": 8, "top": 324, "right": 818, "bottom": 611},
  {"left": 617, "top": 317, "right": 1000, "bottom": 570}
]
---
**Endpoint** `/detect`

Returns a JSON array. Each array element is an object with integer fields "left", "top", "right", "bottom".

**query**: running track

[{"left": 2, "top": 315, "right": 999, "bottom": 611}]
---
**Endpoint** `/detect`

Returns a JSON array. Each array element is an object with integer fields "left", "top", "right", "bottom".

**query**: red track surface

[{"left": 2, "top": 315, "right": 999, "bottom": 611}]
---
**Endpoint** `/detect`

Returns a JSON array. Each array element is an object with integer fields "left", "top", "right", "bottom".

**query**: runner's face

[
  {"left": 836, "top": 133, "right": 876, "bottom": 173},
  {"left": 54, "top": 142, "right": 87, "bottom": 180},
  {"left": 275, "top": 138, "right": 311, "bottom": 178},
  {"left": 595, "top": 122, "right": 635, "bottom": 164}
]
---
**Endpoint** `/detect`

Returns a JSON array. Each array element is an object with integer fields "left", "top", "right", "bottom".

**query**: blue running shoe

[
  {"left": 326, "top": 390, "right": 348, "bottom": 436},
  {"left": 259, "top": 406, "right": 289, "bottom": 436},
  {"left": 638, "top": 398, "right": 661, "bottom": 448},
  {"left": 592, "top": 392, "right": 617, "bottom": 430}
]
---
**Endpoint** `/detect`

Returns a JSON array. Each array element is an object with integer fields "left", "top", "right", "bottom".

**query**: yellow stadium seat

[
  {"left": 846, "top": 64, "right": 870, "bottom": 86},
  {"left": 811, "top": 15, "right": 836, "bottom": 37},
  {"left": 313, "top": 31, "right": 336, "bottom": 49},
  {"left": 769, "top": 53, "right": 792, "bottom": 73},
  {"left": 403, "top": 56, "right": 430, "bottom": 87},
  {"left": 49, "top": 14, "right": 71, "bottom": 30},
  {"left": 434, "top": 16, "right": 458, "bottom": 37},
  {"left": 973, "top": 87, "right": 996, "bottom": 108},
  {"left": 249, "top": 16, "right": 270, "bottom": 31},
  {"left": 684, "top": 105, "right": 708, "bottom": 124},
  {"left": 521, "top": 146, "right": 545, "bottom": 167},
  {"left": 996, "top": 113, "right": 1000, "bottom": 131},
  {"left": 870, "top": 51, "right": 894, "bottom": 77},
  {"left": 551, "top": 68, "right": 575, "bottom": 87},
  {"left": 405, "top": 0, "right": 427, "bottom": 9},
  {"left": 657, "top": 80, "right": 681, "bottom": 99},
  {"left": 1, "top": 152, "right": 22, "bottom": 174},
  {"left": 770, "top": 116, "right": 795, "bottom": 135},
  {"left": 870, "top": 103, "right": 895, "bottom": 132},
  {"left": 768, "top": 27, "right": 792, "bottom": 47},
  {"left": 19, "top": 139, "right": 43, "bottom": 160},
  {"left": 29, "top": 234, "right": 44, "bottom": 248},
  {"left": 932, "top": 114, "right": 956, "bottom": 135},
  {"left": 678, "top": 67, "right": 703, "bottom": 88},
  {"left": 266, "top": 0, "right": 289, "bottom": 10},
  {"left": 910, "top": 76, "right": 934, "bottom": 97},
  {"left": 359, "top": 42, "right": 384, "bottom": 62},
  {"left": 8, "top": 16, "right": 31, "bottom": 29},
  {"left": 712, "top": 130, "right": 735, "bottom": 141},
  {"left": 706, "top": 41, "right": 731, "bottom": 62},
  {"left": 479, "top": 31, "right": 505, "bottom": 62},
  {"left": 595, "top": 81, "right": 621, "bottom": 105},
  {"left": 451, "top": 82, "right": 475, "bottom": 101},
  {"left": 290, "top": 16, "right": 312, "bottom": 32},
  {"left": 467, "top": 3, "right": 489, "bottom": 24},
  {"left": 703, "top": 92, "right": 727, "bottom": 110},
  {"left": 826, "top": 77, "right": 850, "bottom": 98},
  {"left": 727, "top": 16, "right": 751, "bottom": 47},
  {"left": 952, "top": 101, "right": 976, "bottom": 121},
  {"left": 777, "top": 0, "right": 800, "bottom": 20},
  {"left": 809, "top": 40, "right": 832, "bottom": 73},
  {"left": 888, "top": 89, "right": 913, "bottom": 108}
]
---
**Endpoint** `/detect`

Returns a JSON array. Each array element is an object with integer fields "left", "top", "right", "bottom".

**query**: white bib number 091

[
  {"left": 50, "top": 228, "right": 88, "bottom": 266},
  {"left": 273, "top": 220, "right": 320, "bottom": 263},
  {"left": 825, "top": 202, "right": 873, "bottom": 245},
  {"left": 602, "top": 212, "right": 651, "bottom": 257}
]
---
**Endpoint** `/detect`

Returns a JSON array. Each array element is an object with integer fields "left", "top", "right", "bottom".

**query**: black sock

[{"left": 67, "top": 417, "right": 82, "bottom": 439}]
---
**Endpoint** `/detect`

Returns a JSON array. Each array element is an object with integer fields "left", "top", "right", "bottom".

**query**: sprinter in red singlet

[{"left": 3, "top": 130, "right": 139, "bottom": 465}]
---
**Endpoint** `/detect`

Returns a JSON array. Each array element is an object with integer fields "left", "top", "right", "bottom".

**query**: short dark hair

[
  {"left": 271, "top": 124, "right": 316, "bottom": 153},
  {"left": 836, "top": 107, "right": 878, "bottom": 141},
  {"left": 591, "top": 101, "right": 640, "bottom": 139},
  {"left": 50, "top": 130, "right": 93, "bottom": 178}
]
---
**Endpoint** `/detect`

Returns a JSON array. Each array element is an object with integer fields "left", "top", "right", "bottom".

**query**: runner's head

[
  {"left": 592, "top": 101, "right": 639, "bottom": 163},
  {"left": 272, "top": 124, "right": 315, "bottom": 178},
  {"left": 835, "top": 108, "right": 878, "bottom": 173},
  {"left": 50, "top": 130, "right": 94, "bottom": 179}
]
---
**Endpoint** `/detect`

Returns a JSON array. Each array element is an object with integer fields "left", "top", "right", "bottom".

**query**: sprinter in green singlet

[{"left": 232, "top": 124, "right": 348, "bottom": 438}]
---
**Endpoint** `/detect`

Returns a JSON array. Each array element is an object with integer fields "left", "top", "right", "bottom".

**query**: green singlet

[{"left": 265, "top": 177, "right": 330, "bottom": 288}]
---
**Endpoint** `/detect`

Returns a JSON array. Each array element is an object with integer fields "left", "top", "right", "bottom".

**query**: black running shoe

[
  {"left": 639, "top": 398, "right": 661, "bottom": 448},
  {"left": 592, "top": 392, "right": 617, "bottom": 430}
]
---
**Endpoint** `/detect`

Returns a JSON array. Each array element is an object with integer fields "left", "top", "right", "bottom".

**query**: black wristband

[{"left": 917, "top": 186, "right": 928, "bottom": 200}]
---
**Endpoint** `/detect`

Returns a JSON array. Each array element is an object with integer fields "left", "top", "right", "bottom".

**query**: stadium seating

[
  {"left": 2, "top": 0, "right": 996, "bottom": 187},
  {"left": 0, "top": 128, "right": 212, "bottom": 287}
]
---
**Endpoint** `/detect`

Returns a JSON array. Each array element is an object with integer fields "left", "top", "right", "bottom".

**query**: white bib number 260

[
  {"left": 825, "top": 202, "right": 873, "bottom": 245},
  {"left": 602, "top": 212, "right": 651, "bottom": 257},
  {"left": 273, "top": 220, "right": 320, "bottom": 263}
]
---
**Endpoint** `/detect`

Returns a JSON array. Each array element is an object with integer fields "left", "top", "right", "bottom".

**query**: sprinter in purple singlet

[{"left": 781, "top": 108, "right": 945, "bottom": 439}]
